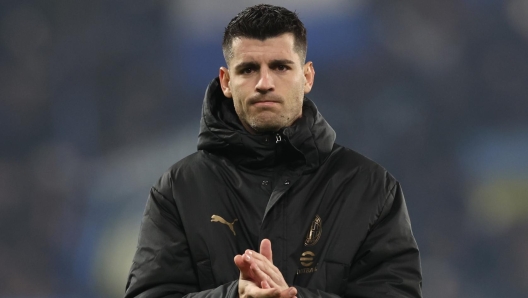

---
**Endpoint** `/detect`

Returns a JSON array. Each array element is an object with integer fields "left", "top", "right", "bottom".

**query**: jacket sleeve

[
  {"left": 124, "top": 172, "right": 239, "bottom": 298},
  {"left": 295, "top": 182, "right": 422, "bottom": 298}
]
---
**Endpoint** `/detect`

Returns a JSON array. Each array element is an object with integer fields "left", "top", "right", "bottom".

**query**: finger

[
  {"left": 235, "top": 255, "right": 255, "bottom": 280},
  {"left": 261, "top": 280, "right": 271, "bottom": 289},
  {"left": 260, "top": 239, "right": 273, "bottom": 262},
  {"left": 245, "top": 284, "right": 280, "bottom": 298},
  {"left": 234, "top": 255, "right": 245, "bottom": 269},
  {"left": 241, "top": 279, "right": 279, "bottom": 298},
  {"left": 279, "top": 287, "right": 297, "bottom": 298},
  {"left": 245, "top": 258, "right": 284, "bottom": 290},
  {"left": 250, "top": 262, "right": 279, "bottom": 289},
  {"left": 245, "top": 251, "right": 282, "bottom": 281},
  {"left": 245, "top": 253, "right": 290, "bottom": 292}
]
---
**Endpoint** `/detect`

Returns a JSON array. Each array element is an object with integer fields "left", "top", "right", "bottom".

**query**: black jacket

[{"left": 125, "top": 78, "right": 422, "bottom": 298}]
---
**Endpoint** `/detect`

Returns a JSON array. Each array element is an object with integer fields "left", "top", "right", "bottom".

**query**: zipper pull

[{"left": 275, "top": 133, "right": 282, "bottom": 143}]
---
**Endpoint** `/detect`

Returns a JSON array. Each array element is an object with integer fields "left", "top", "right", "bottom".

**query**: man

[{"left": 125, "top": 4, "right": 422, "bottom": 298}]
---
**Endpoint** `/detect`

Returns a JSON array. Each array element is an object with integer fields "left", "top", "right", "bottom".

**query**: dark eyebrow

[
  {"left": 234, "top": 61, "right": 260, "bottom": 73},
  {"left": 269, "top": 59, "right": 295, "bottom": 67},
  {"left": 233, "top": 59, "right": 296, "bottom": 73}
]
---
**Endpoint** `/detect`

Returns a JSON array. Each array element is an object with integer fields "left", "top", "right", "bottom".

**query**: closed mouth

[{"left": 249, "top": 96, "right": 282, "bottom": 105}]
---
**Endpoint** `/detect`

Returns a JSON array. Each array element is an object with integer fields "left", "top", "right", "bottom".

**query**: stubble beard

[
  {"left": 247, "top": 113, "right": 287, "bottom": 133},
  {"left": 232, "top": 83, "right": 305, "bottom": 134},
  {"left": 234, "top": 95, "right": 303, "bottom": 134}
]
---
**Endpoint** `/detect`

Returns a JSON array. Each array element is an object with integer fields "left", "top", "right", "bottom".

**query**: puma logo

[{"left": 211, "top": 215, "right": 238, "bottom": 236}]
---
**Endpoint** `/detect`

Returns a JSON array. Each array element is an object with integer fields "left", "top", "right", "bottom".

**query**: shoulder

[
  {"left": 330, "top": 143, "right": 398, "bottom": 194},
  {"left": 158, "top": 151, "right": 207, "bottom": 178},
  {"left": 155, "top": 150, "right": 226, "bottom": 187}
]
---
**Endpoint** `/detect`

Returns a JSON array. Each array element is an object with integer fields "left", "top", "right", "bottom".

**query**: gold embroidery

[
  {"left": 304, "top": 215, "right": 322, "bottom": 246},
  {"left": 300, "top": 251, "right": 315, "bottom": 267},
  {"left": 211, "top": 215, "right": 238, "bottom": 236},
  {"left": 296, "top": 267, "right": 318, "bottom": 275}
]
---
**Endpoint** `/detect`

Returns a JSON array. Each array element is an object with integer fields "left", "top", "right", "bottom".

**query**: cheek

[
  {"left": 230, "top": 89, "right": 247, "bottom": 116},
  {"left": 231, "top": 82, "right": 251, "bottom": 106},
  {"left": 232, "top": 97, "right": 243, "bottom": 114},
  {"left": 290, "top": 79, "right": 305, "bottom": 102},
  {"left": 229, "top": 81, "right": 243, "bottom": 99},
  {"left": 291, "top": 83, "right": 305, "bottom": 115}
]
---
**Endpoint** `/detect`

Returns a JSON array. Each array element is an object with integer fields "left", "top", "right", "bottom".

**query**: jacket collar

[{"left": 197, "top": 77, "right": 336, "bottom": 173}]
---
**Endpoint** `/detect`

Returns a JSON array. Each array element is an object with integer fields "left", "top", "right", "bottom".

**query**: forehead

[{"left": 229, "top": 33, "right": 299, "bottom": 63}]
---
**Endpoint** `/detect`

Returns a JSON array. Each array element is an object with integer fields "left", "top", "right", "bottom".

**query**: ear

[
  {"left": 303, "top": 61, "right": 315, "bottom": 94},
  {"left": 219, "top": 67, "right": 232, "bottom": 98}
]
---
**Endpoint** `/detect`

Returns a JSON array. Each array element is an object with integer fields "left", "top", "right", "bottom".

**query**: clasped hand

[{"left": 234, "top": 239, "right": 297, "bottom": 298}]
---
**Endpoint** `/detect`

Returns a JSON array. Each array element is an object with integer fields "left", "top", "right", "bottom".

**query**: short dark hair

[{"left": 222, "top": 4, "right": 307, "bottom": 64}]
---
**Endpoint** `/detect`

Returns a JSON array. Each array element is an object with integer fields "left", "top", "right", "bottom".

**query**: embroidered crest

[{"left": 304, "top": 215, "right": 322, "bottom": 246}]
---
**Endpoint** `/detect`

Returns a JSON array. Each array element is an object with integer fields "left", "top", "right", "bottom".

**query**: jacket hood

[{"left": 197, "top": 77, "right": 336, "bottom": 172}]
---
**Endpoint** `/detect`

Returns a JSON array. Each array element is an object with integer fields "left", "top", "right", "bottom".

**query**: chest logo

[
  {"left": 297, "top": 251, "right": 318, "bottom": 274},
  {"left": 211, "top": 215, "right": 238, "bottom": 236},
  {"left": 300, "top": 251, "right": 315, "bottom": 267},
  {"left": 304, "top": 214, "right": 322, "bottom": 246}
]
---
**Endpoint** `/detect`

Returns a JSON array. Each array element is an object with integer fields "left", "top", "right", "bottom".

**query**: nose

[{"left": 255, "top": 68, "right": 274, "bottom": 94}]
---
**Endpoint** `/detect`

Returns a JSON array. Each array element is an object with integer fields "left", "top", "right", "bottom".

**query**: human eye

[
  {"left": 275, "top": 64, "right": 290, "bottom": 72},
  {"left": 235, "top": 62, "right": 259, "bottom": 75},
  {"left": 241, "top": 67, "right": 254, "bottom": 74}
]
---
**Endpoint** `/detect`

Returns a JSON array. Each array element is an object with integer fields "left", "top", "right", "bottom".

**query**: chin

[
  {"left": 248, "top": 114, "right": 289, "bottom": 133},
  {"left": 250, "top": 121, "right": 284, "bottom": 133}
]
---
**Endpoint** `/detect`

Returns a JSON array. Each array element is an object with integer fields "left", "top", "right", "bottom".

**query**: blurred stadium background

[{"left": 1, "top": 0, "right": 528, "bottom": 297}]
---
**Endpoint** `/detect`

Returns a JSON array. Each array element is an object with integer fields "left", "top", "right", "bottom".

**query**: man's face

[{"left": 219, "top": 33, "right": 314, "bottom": 134}]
